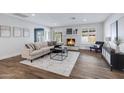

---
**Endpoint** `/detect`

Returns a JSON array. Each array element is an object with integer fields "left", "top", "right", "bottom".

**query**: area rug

[{"left": 20, "top": 51, "right": 80, "bottom": 77}]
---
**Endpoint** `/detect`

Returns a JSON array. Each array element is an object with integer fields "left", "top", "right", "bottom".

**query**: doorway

[{"left": 34, "top": 28, "right": 44, "bottom": 42}]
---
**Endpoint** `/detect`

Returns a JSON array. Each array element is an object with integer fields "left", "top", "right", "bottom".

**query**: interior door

[{"left": 34, "top": 28, "right": 44, "bottom": 42}]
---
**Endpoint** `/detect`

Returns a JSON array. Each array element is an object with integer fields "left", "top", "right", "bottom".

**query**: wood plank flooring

[{"left": 0, "top": 50, "right": 124, "bottom": 79}]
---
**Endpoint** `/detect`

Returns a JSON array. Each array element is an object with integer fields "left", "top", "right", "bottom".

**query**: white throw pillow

[
  {"left": 96, "top": 44, "right": 100, "bottom": 48},
  {"left": 41, "top": 42, "right": 48, "bottom": 47},
  {"left": 34, "top": 43, "right": 41, "bottom": 50}
]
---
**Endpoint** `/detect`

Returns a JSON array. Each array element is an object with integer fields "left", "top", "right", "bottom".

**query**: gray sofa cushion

[
  {"left": 48, "top": 41, "right": 53, "bottom": 46},
  {"left": 48, "top": 41, "right": 57, "bottom": 46},
  {"left": 53, "top": 41, "right": 57, "bottom": 45}
]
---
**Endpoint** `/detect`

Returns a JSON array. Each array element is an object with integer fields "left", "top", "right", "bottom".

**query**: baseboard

[{"left": 0, "top": 53, "right": 20, "bottom": 60}]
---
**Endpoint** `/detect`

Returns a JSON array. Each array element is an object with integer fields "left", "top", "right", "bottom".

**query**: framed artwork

[
  {"left": 13, "top": 27, "right": 23, "bottom": 37},
  {"left": 23, "top": 28, "right": 30, "bottom": 37},
  {"left": 0, "top": 25, "right": 11, "bottom": 37}
]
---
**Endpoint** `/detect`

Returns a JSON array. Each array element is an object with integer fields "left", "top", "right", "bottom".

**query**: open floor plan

[{"left": 0, "top": 13, "right": 124, "bottom": 79}]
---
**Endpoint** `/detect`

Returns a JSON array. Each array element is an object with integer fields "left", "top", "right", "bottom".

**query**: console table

[{"left": 102, "top": 46, "right": 124, "bottom": 71}]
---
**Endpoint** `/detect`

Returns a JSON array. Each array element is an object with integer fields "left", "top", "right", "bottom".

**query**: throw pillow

[
  {"left": 25, "top": 44, "right": 34, "bottom": 51},
  {"left": 34, "top": 43, "right": 41, "bottom": 50},
  {"left": 25, "top": 44, "right": 30, "bottom": 49},
  {"left": 48, "top": 41, "right": 53, "bottom": 46},
  {"left": 30, "top": 43, "right": 36, "bottom": 50},
  {"left": 52, "top": 41, "right": 57, "bottom": 46},
  {"left": 42, "top": 42, "right": 48, "bottom": 47},
  {"left": 25, "top": 43, "right": 36, "bottom": 51},
  {"left": 96, "top": 44, "right": 100, "bottom": 48}
]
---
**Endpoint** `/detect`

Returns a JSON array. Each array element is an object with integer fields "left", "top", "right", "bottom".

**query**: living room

[
  {"left": 0, "top": 13, "right": 124, "bottom": 79},
  {"left": 1, "top": 0, "right": 124, "bottom": 93}
]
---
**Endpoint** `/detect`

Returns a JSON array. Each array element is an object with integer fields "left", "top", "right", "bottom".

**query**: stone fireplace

[{"left": 67, "top": 38, "right": 75, "bottom": 46}]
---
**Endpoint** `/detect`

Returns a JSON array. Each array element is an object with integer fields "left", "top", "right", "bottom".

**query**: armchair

[{"left": 90, "top": 41, "right": 104, "bottom": 53}]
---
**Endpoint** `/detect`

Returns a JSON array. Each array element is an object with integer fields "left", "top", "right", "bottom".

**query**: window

[
  {"left": 82, "top": 28, "right": 96, "bottom": 43},
  {"left": 66, "top": 28, "right": 72, "bottom": 34},
  {"left": 53, "top": 32, "right": 62, "bottom": 43}
]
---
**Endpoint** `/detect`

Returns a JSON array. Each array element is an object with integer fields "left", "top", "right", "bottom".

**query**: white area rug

[{"left": 20, "top": 51, "right": 80, "bottom": 77}]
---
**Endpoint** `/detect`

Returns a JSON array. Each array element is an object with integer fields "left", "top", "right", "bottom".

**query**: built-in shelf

[{"left": 66, "top": 28, "right": 78, "bottom": 35}]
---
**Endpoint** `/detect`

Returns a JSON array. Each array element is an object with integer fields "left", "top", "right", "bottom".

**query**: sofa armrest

[{"left": 21, "top": 48, "right": 32, "bottom": 59}]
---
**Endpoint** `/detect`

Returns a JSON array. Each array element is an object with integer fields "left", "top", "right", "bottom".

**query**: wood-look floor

[{"left": 0, "top": 50, "right": 124, "bottom": 79}]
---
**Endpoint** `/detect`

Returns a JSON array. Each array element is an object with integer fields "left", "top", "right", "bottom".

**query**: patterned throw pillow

[
  {"left": 25, "top": 43, "right": 36, "bottom": 51},
  {"left": 25, "top": 44, "right": 30, "bottom": 49},
  {"left": 30, "top": 43, "right": 36, "bottom": 50}
]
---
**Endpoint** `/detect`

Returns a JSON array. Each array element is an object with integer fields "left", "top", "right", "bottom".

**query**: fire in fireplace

[{"left": 67, "top": 38, "right": 75, "bottom": 46}]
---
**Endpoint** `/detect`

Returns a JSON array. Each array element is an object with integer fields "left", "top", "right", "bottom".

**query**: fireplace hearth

[{"left": 67, "top": 38, "right": 75, "bottom": 46}]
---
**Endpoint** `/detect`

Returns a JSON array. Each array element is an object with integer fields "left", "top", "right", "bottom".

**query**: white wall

[
  {"left": 103, "top": 13, "right": 124, "bottom": 52},
  {"left": 104, "top": 14, "right": 124, "bottom": 39},
  {"left": 0, "top": 14, "right": 50, "bottom": 60},
  {"left": 51, "top": 23, "right": 104, "bottom": 45}
]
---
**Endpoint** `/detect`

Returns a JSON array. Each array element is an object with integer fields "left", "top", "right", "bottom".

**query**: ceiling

[{"left": 9, "top": 13, "right": 111, "bottom": 27}]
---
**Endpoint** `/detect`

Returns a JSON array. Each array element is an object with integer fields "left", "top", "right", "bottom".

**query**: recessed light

[
  {"left": 31, "top": 13, "right": 36, "bottom": 16},
  {"left": 83, "top": 19, "right": 87, "bottom": 22}
]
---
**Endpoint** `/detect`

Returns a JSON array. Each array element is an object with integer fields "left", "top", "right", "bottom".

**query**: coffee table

[{"left": 50, "top": 46, "right": 68, "bottom": 61}]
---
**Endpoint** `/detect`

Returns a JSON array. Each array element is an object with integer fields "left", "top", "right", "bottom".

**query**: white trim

[{"left": 0, "top": 53, "right": 20, "bottom": 60}]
